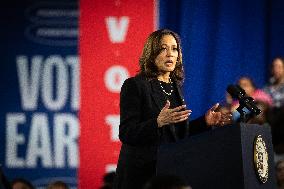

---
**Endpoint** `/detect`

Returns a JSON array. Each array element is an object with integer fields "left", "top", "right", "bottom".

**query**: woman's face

[
  {"left": 272, "top": 58, "right": 284, "bottom": 80},
  {"left": 277, "top": 161, "right": 284, "bottom": 183},
  {"left": 238, "top": 78, "right": 255, "bottom": 96},
  {"left": 154, "top": 34, "right": 178, "bottom": 75}
]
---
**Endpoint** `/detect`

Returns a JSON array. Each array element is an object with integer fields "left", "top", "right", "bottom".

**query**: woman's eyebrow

[{"left": 161, "top": 44, "right": 177, "bottom": 46}]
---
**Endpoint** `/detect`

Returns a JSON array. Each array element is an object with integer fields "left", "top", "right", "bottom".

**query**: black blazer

[{"left": 114, "top": 75, "right": 209, "bottom": 189}]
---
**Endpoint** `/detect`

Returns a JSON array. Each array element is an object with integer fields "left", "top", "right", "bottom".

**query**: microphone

[
  {"left": 226, "top": 84, "right": 261, "bottom": 117},
  {"left": 226, "top": 84, "right": 246, "bottom": 100}
]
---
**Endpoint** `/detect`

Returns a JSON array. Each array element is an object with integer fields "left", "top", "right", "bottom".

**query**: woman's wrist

[{"left": 157, "top": 117, "right": 164, "bottom": 128}]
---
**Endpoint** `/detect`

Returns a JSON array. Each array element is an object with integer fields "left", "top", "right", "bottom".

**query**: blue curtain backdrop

[{"left": 159, "top": 0, "right": 284, "bottom": 118}]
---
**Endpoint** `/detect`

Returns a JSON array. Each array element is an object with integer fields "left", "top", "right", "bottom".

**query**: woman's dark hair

[
  {"left": 237, "top": 76, "right": 256, "bottom": 89},
  {"left": 47, "top": 180, "right": 69, "bottom": 189},
  {"left": 139, "top": 29, "right": 184, "bottom": 84},
  {"left": 269, "top": 56, "right": 284, "bottom": 84},
  {"left": 11, "top": 178, "right": 35, "bottom": 189},
  {"left": 273, "top": 57, "right": 284, "bottom": 64}
]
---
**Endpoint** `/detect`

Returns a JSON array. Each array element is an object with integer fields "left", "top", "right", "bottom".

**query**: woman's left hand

[{"left": 205, "top": 103, "right": 232, "bottom": 127}]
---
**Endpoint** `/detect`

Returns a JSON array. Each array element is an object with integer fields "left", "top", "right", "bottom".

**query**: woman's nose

[{"left": 166, "top": 49, "right": 174, "bottom": 56}]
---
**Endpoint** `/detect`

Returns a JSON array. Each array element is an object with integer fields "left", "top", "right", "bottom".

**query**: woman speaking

[{"left": 114, "top": 29, "right": 231, "bottom": 189}]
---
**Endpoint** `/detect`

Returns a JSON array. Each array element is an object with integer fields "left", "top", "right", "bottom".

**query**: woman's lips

[{"left": 165, "top": 60, "right": 173, "bottom": 66}]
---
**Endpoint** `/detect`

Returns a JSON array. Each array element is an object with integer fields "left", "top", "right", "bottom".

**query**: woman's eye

[{"left": 160, "top": 47, "right": 167, "bottom": 51}]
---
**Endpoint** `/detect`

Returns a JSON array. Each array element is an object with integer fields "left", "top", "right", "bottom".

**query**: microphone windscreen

[{"left": 226, "top": 84, "right": 243, "bottom": 99}]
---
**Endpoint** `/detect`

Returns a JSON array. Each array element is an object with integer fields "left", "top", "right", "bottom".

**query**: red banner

[{"left": 79, "top": 0, "right": 156, "bottom": 188}]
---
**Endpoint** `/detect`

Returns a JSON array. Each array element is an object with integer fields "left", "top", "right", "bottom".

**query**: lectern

[{"left": 156, "top": 124, "right": 277, "bottom": 189}]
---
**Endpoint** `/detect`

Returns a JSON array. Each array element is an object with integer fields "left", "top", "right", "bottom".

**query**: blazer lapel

[
  {"left": 175, "top": 81, "right": 185, "bottom": 105},
  {"left": 150, "top": 79, "right": 178, "bottom": 141},
  {"left": 149, "top": 79, "right": 165, "bottom": 110},
  {"left": 174, "top": 81, "right": 190, "bottom": 137}
]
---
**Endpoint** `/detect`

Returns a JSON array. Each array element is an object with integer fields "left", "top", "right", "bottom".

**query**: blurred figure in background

[
  {"left": 264, "top": 57, "right": 284, "bottom": 158},
  {"left": 11, "top": 178, "right": 34, "bottom": 189},
  {"left": 143, "top": 175, "right": 192, "bottom": 189},
  {"left": 276, "top": 159, "right": 284, "bottom": 189},
  {"left": 46, "top": 181, "right": 69, "bottom": 189}
]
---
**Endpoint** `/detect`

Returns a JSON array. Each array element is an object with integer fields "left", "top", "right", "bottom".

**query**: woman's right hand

[{"left": 157, "top": 100, "right": 192, "bottom": 128}]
